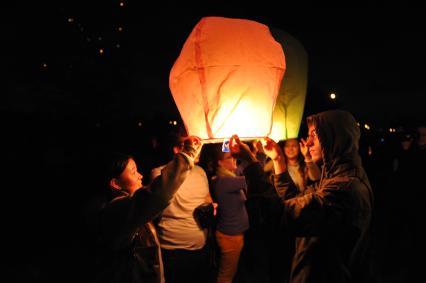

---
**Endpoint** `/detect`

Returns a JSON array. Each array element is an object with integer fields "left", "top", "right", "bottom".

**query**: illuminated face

[
  {"left": 218, "top": 152, "right": 238, "bottom": 172},
  {"left": 283, "top": 139, "right": 300, "bottom": 161},
  {"left": 116, "top": 158, "right": 143, "bottom": 195},
  {"left": 306, "top": 124, "right": 322, "bottom": 163}
]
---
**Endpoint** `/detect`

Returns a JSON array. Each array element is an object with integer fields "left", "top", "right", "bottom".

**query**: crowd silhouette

[{"left": 3, "top": 111, "right": 425, "bottom": 283}]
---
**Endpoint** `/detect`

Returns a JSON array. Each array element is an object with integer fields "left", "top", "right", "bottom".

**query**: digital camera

[{"left": 222, "top": 139, "right": 230, "bottom": 152}]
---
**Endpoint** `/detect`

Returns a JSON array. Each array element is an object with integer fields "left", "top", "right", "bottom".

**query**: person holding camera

[{"left": 199, "top": 143, "right": 249, "bottom": 283}]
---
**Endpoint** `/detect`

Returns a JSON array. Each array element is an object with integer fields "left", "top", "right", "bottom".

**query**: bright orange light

[{"left": 169, "top": 17, "right": 285, "bottom": 142}]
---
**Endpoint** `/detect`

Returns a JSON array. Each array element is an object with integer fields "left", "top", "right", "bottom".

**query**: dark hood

[{"left": 307, "top": 110, "right": 362, "bottom": 176}]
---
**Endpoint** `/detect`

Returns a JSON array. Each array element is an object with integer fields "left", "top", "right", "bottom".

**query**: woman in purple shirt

[{"left": 199, "top": 144, "right": 249, "bottom": 283}]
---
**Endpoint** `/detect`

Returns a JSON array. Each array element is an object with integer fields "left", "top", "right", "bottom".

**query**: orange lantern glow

[
  {"left": 169, "top": 16, "right": 286, "bottom": 143},
  {"left": 269, "top": 28, "right": 308, "bottom": 141}
]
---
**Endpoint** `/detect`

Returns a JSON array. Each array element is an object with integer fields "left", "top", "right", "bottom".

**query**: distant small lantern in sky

[{"left": 169, "top": 16, "right": 285, "bottom": 142}]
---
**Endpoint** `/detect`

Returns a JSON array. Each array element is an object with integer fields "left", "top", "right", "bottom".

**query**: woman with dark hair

[
  {"left": 279, "top": 138, "right": 321, "bottom": 197},
  {"left": 199, "top": 143, "right": 249, "bottom": 283},
  {"left": 94, "top": 137, "right": 202, "bottom": 283}
]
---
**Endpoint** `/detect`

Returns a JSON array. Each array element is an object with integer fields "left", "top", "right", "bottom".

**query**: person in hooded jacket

[
  {"left": 230, "top": 110, "right": 374, "bottom": 283},
  {"left": 93, "top": 136, "right": 202, "bottom": 283}
]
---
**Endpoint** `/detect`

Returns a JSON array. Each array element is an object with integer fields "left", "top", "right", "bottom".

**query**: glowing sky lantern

[
  {"left": 169, "top": 16, "right": 286, "bottom": 142},
  {"left": 269, "top": 28, "right": 308, "bottom": 141}
]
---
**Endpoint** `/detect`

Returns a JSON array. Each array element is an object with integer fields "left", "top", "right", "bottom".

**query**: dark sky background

[
  {"left": 2, "top": 2, "right": 425, "bottom": 281},
  {"left": 3, "top": 1, "right": 425, "bottom": 130}
]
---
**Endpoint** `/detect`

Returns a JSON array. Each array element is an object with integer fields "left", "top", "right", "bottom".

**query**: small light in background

[
  {"left": 68, "top": 17, "right": 74, "bottom": 23},
  {"left": 173, "top": 121, "right": 177, "bottom": 125},
  {"left": 99, "top": 48, "right": 104, "bottom": 54},
  {"left": 330, "top": 92, "right": 336, "bottom": 99},
  {"left": 118, "top": 26, "right": 123, "bottom": 32},
  {"left": 119, "top": 2, "right": 124, "bottom": 7},
  {"left": 364, "top": 124, "right": 370, "bottom": 130},
  {"left": 42, "top": 62, "right": 47, "bottom": 68},
  {"left": 138, "top": 122, "right": 142, "bottom": 127}
]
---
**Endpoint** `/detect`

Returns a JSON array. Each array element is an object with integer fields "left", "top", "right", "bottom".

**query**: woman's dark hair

[
  {"left": 282, "top": 138, "right": 308, "bottom": 184},
  {"left": 98, "top": 152, "right": 133, "bottom": 188},
  {"left": 198, "top": 143, "right": 225, "bottom": 180}
]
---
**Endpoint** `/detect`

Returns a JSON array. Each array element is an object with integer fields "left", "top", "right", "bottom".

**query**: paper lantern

[
  {"left": 269, "top": 28, "right": 308, "bottom": 141},
  {"left": 169, "top": 16, "right": 285, "bottom": 143}
]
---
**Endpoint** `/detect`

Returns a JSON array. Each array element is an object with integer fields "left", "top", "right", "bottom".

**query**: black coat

[
  {"left": 244, "top": 110, "right": 374, "bottom": 283},
  {"left": 94, "top": 153, "right": 194, "bottom": 283}
]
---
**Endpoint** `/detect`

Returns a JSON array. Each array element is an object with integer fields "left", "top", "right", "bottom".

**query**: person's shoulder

[
  {"left": 193, "top": 165, "right": 208, "bottom": 175},
  {"left": 214, "top": 175, "right": 246, "bottom": 187}
]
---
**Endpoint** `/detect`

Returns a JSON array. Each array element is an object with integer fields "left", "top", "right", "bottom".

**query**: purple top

[{"left": 211, "top": 175, "right": 249, "bottom": 235}]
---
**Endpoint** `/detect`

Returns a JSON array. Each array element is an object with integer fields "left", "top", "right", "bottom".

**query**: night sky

[
  {"left": 2, "top": 1, "right": 425, "bottom": 282},
  {"left": 4, "top": 1, "right": 425, "bottom": 129}
]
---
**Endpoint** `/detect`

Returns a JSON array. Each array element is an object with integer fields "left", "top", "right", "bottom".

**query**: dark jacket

[
  {"left": 244, "top": 110, "right": 374, "bottom": 283},
  {"left": 95, "top": 152, "right": 194, "bottom": 283}
]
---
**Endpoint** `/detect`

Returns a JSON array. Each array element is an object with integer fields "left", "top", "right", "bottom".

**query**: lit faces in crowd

[
  {"left": 306, "top": 125, "right": 322, "bottom": 163},
  {"left": 111, "top": 158, "right": 143, "bottom": 195},
  {"left": 218, "top": 152, "right": 238, "bottom": 173},
  {"left": 283, "top": 139, "right": 300, "bottom": 160}
]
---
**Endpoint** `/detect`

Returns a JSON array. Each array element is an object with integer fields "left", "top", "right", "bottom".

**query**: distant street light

[{"left": 330, "top": 92, "right": 336, "bottom": 99}]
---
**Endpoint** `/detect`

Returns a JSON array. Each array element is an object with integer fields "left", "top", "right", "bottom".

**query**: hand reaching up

[
  {"left": 261, "top": 137, "right": 286, "bottom": 174},
  {"left": 182, "top": 136, "right": 203, "bottom": 161},
  {"left": 260, "top": 137, "right": 283, "bottom": 161},
  {"left": 299, "top": 138, "right": 312, "bottom": 162},
  {"left": 229, "top": 135, "right": 257, "bottom": 163}
]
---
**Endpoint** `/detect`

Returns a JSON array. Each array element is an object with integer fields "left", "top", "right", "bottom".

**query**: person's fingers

[
  {"left": 230, "top": 135, "right": 241, "bottom": 152},
  {"left": 262, "top": 137, "right": 274, "bottom": 150},
  {"left": 212, "top": 202, "right": 218, "bottom": 216}
]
